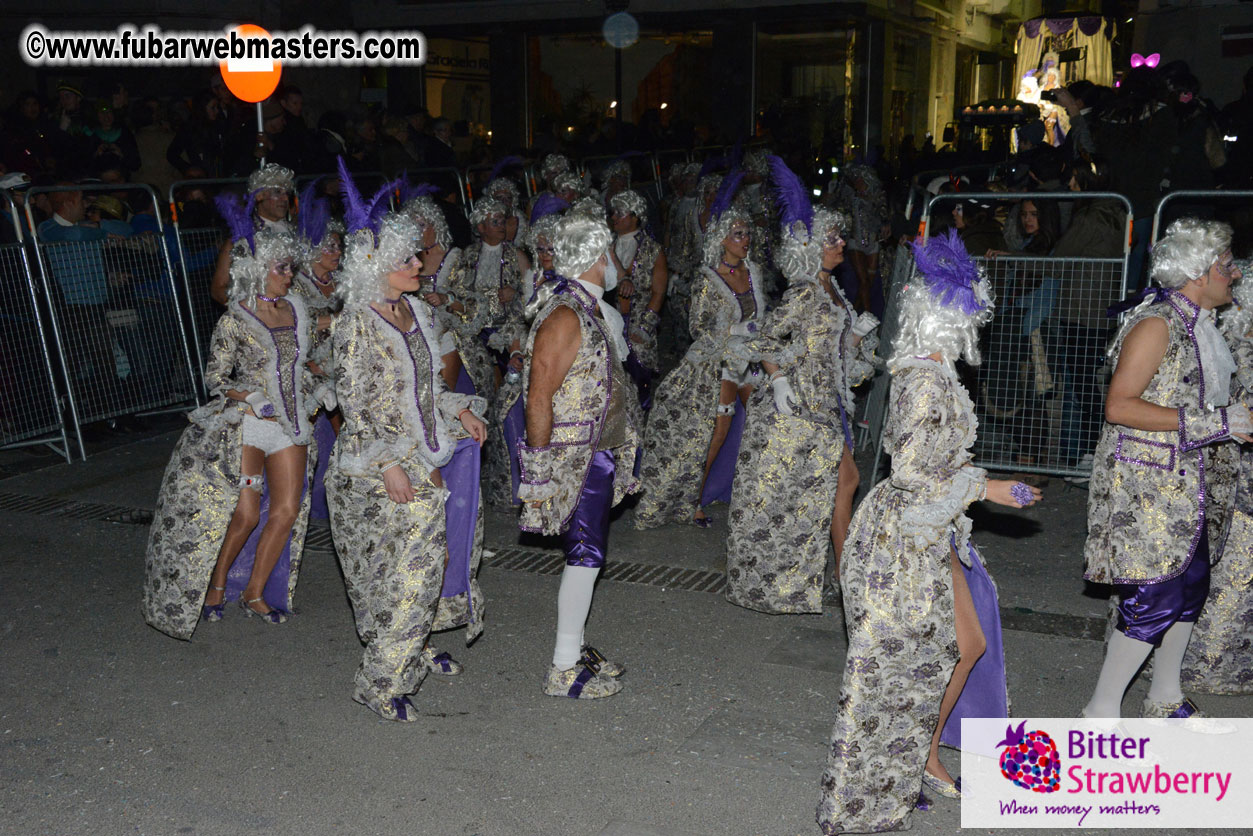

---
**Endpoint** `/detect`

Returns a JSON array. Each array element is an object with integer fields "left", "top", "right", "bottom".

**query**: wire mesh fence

[
  {"left": 0, "top": 191, "right": 71, "bottom": 461},
  {"left": 870, "top": 191, "right": 1132, "bottom": 481},
  {"left": 26, "top": 184, "right": 199, "bottom": 449}
]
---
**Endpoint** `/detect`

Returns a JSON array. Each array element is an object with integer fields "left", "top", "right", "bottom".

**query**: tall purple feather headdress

[
  {"left": 529, "top": 193, "right": 570, "bottom": 224},
  {"left": 215, "top": 191, "right": 257, "bottom": 253},
  {"left": 397, "top": 174, "right": 441, "bottom": 206},
  {"left": 698, "top": 154, "right": 729, "bottom": 180},
  {"left": 337, "top": 156, "right": 403, "bottom": 244},
  {"left": 767, "top": 155, "right": 813, "bottom": 236},
  {"left": 297, "top": 178, "right": 331, "bottom": 246},
  {"left": 910, "top": 228, "right": 988, "bottom": 315},
  {"left": 487, "top": 155, "right": 525, "bottom": 183},
  {"left": 709, "top": 168, "right": 745, "bottom": 221}
]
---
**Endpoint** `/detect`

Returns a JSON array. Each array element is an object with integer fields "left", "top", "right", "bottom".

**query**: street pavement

[{"left": 1, "top": 430, "right": 1249, "bottom": 836}]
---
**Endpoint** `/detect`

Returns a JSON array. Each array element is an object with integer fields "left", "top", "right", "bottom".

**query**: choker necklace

[
  {"left": 382, "top": 296, "right": 402, "bottom": 305},
  {"left": 309, "top": 269, "right": 335, "bottom": 287},
  {"left": 721, "top": 258, "right": 742, "bottom": 276},
  {"left": 257, "top": 294, "right": 281, "bottom": 303}
]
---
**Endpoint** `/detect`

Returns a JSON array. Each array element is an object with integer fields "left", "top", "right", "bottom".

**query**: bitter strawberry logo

[{"left": 997, "top": 721, "right": 1061, "bottom": 793}]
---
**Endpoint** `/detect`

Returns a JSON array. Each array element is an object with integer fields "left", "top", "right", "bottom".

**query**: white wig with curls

[
  {"left": 776, "top": 207, "right": 849, "bottom": 287},
  {"left": 702, "top": 206, "right": 752, "bottom": 269},
  {"left": 337, "top": 211, "right": 420, "bottom": 309},
  {"left": 247, "top": 163, "right": 296, "bottom": 195},
  {"left": 527, "top": 214, "right": 562, "bottom": 254},
  {"left": 486, "top": 177, "right": 520, "bottom": 208},
  {"left": 553, "top": 213, "right": 612, "bottom": 279},
  {"left": 551, "top": 171, "right": 584, "bottom": 197},
  {"left": 228, "top": 225, "right": 302, "bottom": 302},
  {"left": 609, "top": 189, "right": 648, "bottom": 226},
  {"left": 541, "top": 153, "right": 570, "bottom": 184},
  {"left": 469, "top": 196, "right": 507, "bottom": 230},
  {"left": 404, "top": 195, "right": 452, "bottom": 251},
  {"left": 889, "top": 243, "right": 996, "bottom": 371},
  {"left": 1150, "top": 218, "right": 1234, "bottom": 289},
  {"left": 600, "top": 160, "right": 631, "bottom": 188}
]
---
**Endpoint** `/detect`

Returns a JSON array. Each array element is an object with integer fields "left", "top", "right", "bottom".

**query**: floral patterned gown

[
  {"left": 817, "top": 357, "right": 1005, "bottom": 834},
  {"left": 725, "top": 278, "right": 876, "bottom": 614}
]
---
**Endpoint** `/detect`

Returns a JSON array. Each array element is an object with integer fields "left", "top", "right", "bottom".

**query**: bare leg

[
  {"left": 927, "top": 547, "right": 987, "bottom": 784},
  {"left": 205, "top": 445, "right": 266, "bottom": 605},
  {"left": 849, "top": 250, "right": 872, "bottom": 312},
  {"left": 694, "top": 379, "right": 740, "bottom": 522},
  {"left": 829, "top": 444, "right": 859, "bottom": 579},
  {"left": 441, "top": 352, "right": 464, "bottom": 393},
  {"left": 241, "top": 443, "right": 307, "bottom": 614}
]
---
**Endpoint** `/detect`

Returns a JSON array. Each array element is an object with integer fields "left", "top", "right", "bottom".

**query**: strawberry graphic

[{"left": 996, "top": 721, "right": 1061, "bottom": 793}]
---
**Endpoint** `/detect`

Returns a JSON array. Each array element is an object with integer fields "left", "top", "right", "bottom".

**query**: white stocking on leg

[
  {"left": 1147, "top": 621, "right": 1194, "bottom": 704},
  {"left": 1083, "top": 630, "right": 1154, "bottom": 718},
  {"left": 552, "top": 565, "right": 601, "bottom": 670}
]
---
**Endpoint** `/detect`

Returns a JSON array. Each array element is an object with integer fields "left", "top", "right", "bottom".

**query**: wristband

[
  {"left": 379, "top": 460, "right": 401, "bottom": 474},
  {"left": 458, "top": 407, "right": 473, "bottom": 420},
  {"left": 769, "top": 369, "right": 785, "bottom": 382}
]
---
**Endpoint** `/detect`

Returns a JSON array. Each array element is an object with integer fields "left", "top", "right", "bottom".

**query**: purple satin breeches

[
  {"left": 1116, "top": 532, "right": 1211, "bottom": 646},
  {"left": 561, "top": 450, "right": 616, "bottom": 568}
]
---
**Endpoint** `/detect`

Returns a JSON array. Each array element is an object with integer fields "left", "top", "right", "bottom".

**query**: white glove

[
  {"left": 729, "top": 321, "right": 758, "bottom": 337},
  {"left": 1229, "top": 404, "right": 1253, "bottom": 437},
  {"left": 314, "top": 383, "right": 338, "bottom": 412},
  {"left": 852, "top": 311, "right": 879, "bottom": 338},
  {"left": 771, "top": 375, "right": 797, "bottom": 416},
  {"left": 245, "top": 391, "right": 277, "bottom": 419}
]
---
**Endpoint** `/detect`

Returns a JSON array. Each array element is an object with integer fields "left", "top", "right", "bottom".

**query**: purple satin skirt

[
  {"left": 225, "top": 473, "right": 307, "bottom": 612},
  {"left": 438, "top": 437, "right": 480, "bottom": 605},
  {"left": 699, "top": 399, "right": 746, "bottom": 507},
  {"left": 562, "top": 450, "right": 616, "bottom": 568},
  {"left": 1116, "top": 531, "right": 1211, "bottom": 646},
  {"left": 625, "top": 351, "right": 656, "bottom": 412},
  {"left": 939, "top": 542, "right": 1009, "bottom": 753},
  {"left": 456, "top": 366, "right": 477, "bottom": 396},
  {"left": 503, "top": 397, "right": 525, "bottom": 505},
  {"left": 309, "top": 412, "right": 336, "bottom": 521}
]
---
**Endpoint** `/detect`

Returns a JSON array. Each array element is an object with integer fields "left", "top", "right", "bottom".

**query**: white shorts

[{"left": 242, "top": 414, "right": 297, "bottom": 456}]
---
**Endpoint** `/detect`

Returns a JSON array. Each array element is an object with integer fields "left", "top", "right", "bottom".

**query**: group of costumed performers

[{"left": 608, "top": 189, "right": 667, "bottom": 408}]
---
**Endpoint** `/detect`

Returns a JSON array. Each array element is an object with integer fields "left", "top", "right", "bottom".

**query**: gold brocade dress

[
  {"left": 817, "top": 358, "right": 987, "bottom": 835},
  {"left": 725, "top": 279, "right": 876, "bottom": 614},
  {"left": 326, "top": 297, "right": 486, "bottom": 720}
]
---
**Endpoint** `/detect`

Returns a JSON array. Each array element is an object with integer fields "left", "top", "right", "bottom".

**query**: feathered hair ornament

[
  {"left": 768, "top": 155, "right": 813, "bottom": 236},
  {"left": 213, "top": 192, "right": 301, "bottom": 302},
  {"left": 397, "top": 175, "right": 441, "bottom": 207},
  {"left": 910, "top": 228, "right": 990, "bottom": 315},
  {"left": 337, "top": 156, "right": 402, "bottom": 244},
  {"left": 529, "top": 193, "right": 570, "bottom": 224},
  {"left": 296, "top": 179, "right": 332, "bottom": 247},
  {"left": 709, "top": 168, "right": 745, "bottom": 221},
  {"left": 336, "top": 156, "right": 421, "bottom": 308},
  {"left": 215, "top": 191, "right": 257, "bottom": 253},
  {"left": 698, "top": 154, "right": 729, "bottom": 180},
  {"left": 488, "top": 155, "right": 525, "bottom": 183}
]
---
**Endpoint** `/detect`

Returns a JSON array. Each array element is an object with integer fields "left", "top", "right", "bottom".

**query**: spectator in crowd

[
  {"left": 36, "top": 187, "right": 118, "bottom": 412},
  {"left": 379, "top": 114, "right": 420, "bottom": 177},
  {"left": 426, "top": 117, "right": 458, "bottom": 169},
  {"left": 131, "top": 97, "right": 181, "bottom": 199},
  {"left": 313, "top": 110, "right": 350, "bottom": 173},
  {"left": 403, "top": 105, "right": 431, "bottom": 166},
  {"left": 277, "top": 85, "right": 315, "bottom": 167},
  {"left": 50, "top": 82, "right": 90, "bottom": 173},
  {"left": 950, "top": 197, "right": 1004, "bottom": 256},
  {"left": 1164, "top": 71, "right": 1226, "bottom": 221},
  {"left": 166, "top": 89, "right": 225, "bottom": 178},
  {"left": 85, "top": 101, "right": 140, "bottom": 176},
  {"left": 345, "top": 114, "right": 381, "bottom": 172},
  {"left": 208, "top": 73, "right": 244, "bottom": 135},
  {"left": 4, "top": 91, "right": 54, "bottom": 176},
  {"left": 1220, "top": 65, "right": 1253, "bottom": 189}
]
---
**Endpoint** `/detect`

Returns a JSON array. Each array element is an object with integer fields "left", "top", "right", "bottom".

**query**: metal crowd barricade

[
  {"left": 395, "top": 166, "right": 469, "bottom": 216},
  {"left": 1151, "top": 189, "right": 1253, "bottom": 245},
  {"left": 26, "top": 183, "right": 201, "bottom": 458},
  {"left": 0, "top": 190, "right": 72, "bottom": 462},
  {"left": 870, "top": 191, "right": 1134, "bottom": 482},
  {"left": 464, "top": 159, "right": 533, "bottom": 209}
]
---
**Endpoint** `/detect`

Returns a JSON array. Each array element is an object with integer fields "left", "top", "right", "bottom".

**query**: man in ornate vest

[
  {"left": 519, "top": 214, "right": 642, "bottom": 699},
  {"left": 610, "top": 189, "right": 668, "bottom": 409},
  {"left": 1083, "top": 218, "right": 1250, "bottom": 721}
]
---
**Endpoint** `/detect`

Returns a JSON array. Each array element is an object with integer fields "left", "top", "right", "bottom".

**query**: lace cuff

[
  {"left": 1178, "top": 405, "right": 1230, "bottom": 452},
  {"left": 517, "top": 443, "right": 557, "bottom": 502},
  {"left": 438, "top": 391, "right": 488, "bottom": 425},
  {"left": 896, "top": 467, "right": 986, "bottom": 554}
]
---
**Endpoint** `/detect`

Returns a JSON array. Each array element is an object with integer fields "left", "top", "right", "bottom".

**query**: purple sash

[
  {"left": 225, "top": 476, "right": 307, "bottom": 611},
  {"left": 503, "top": 397, "right": 525, "bottom": 505},
  {"left": 438, "top": 437, "right": 480, "bottom": 604},
  {"left": 309, "top": 412, "right": 336, "bottom": 520},
  {"left": 699, "top": 398, "right": 746, "bottom": 506}
]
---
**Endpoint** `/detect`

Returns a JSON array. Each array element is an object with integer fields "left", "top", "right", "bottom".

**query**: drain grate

[{"left": 0, "top": 491, "right": 154, "bottom": 525}]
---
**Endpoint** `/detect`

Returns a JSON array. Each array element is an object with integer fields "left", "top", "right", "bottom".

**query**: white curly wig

[
  {"left": 1150, "top": 218, "right": 1234, "bottom": 289},
  {"left": 228, "top": 225, "right": 302, "bottom": 302},
  {"left": 541, "top": 153, "right": 571, "bottom": 184},
  {"left": 889, "top": 242, "right": 996, "bottom": 371},
  {"left": 527, "top": 214, "right": 562, "bottom": 255},
  {"left": 609, "top": 189, "right": 648, "bottom": 226},
  {"left": 698, "top": 173, "right": 723, "bottom": 202},
  {"left": 551, "top": 171, "right": 585, "bottom": 198},
  {"left": 600, "top": 160, "right": 631, "bottom": 188},
  {"left": 247, "top": 163, "right": 296, "bottom": 195},
  {"left": 337, "top": 211, "right": 420, "bottom": 308},
  {"left": 568, "top": 195, "right": 607, "bottom": 222},
  {"left": 776, "top": 207, "right": 850, "bottom": 286},
  {"left": 553, "top": 213, "right": 612, "bottom": 279},
  {"left": 486, "top": 177, "right": 520, "bottom": 208},
  {"left": 744, "top": 149, "right": 771, "bottom": 178},
  {"left": 404, "top": 195, "right": 452, "bottom": 251},
  {"left": 469, "top": 196, "right": 507, "bottom": 230},
  {"left": 702, "top": 207, "right": 752, "bottom": 269},
  {"left": 1220, "top": 259, "right": 1253, "bottom": 339}
]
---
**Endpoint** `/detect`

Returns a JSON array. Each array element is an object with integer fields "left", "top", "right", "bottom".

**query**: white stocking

[
  {"left": 1147, "top": 621, "right": 1195, "bottom": 704},
  {"left": 1084, "top": 629, "right": 1154, "bottom": 718},
  {"left": 552, "top": 565, "right": 600, "bottom": 670}
]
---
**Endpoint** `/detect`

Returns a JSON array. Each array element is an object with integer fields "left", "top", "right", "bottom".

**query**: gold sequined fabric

[
  {"left": 726, "top": 282, "right": 876, "bottom": 614},
  {"left": 517, "top": 286, "right": 642, "bottom": 535},
  {"left": 633, "top": 264, "right": 766, "bottom": 529},
  {"left": 1085, "top": 297, "right": 1230, "bottom": 585},
  {"left": 817, "top": 359, "right": 987, "bottom": 834}
]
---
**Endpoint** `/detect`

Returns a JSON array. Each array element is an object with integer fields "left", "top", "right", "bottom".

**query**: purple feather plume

[
  {"left": 767, "top": 155, "right": 813, "bottom": 234},
  {"left": 488, "top": 155, "right": 524, "bottom": 183},
  {"left": 337, "top": 156, "right": 371, "bottom": 236},
  {"left": 910, "top": 228, "right": 987, "bottom": 314},
  {"left": 709, "top": 168, "right": 745, "bottom": 221},
  {"left": 215, "top": 191, "right": 256, "bottom": 253},
  {"left": 698, "top": 154, "right": 728, "bottom": 180},
  {"left": 529, "top": 193, "right": 570, "bottom": 224},
  {"left": 297, "top": 178, "right": 331, "bottom": 245},
  {"left": 398, "top": 177, "right": 441, "bottom": 205},
  {"left": 366, "top": 176, "right": 405, "bottom": 230}
]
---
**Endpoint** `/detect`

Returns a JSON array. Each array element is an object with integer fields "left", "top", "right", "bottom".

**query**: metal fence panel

[
  {"left": 26, "top": 184, "right": 199, "bottom": 451},
  {"left": 870, "top": 191, "right": 1133, "bottom": 481},
  {"left": 1152, "top": 189, "right": 1253, "bottom": 249},
  {"left": 0, "top": 190, "right": 72, "bottom": 461}
]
